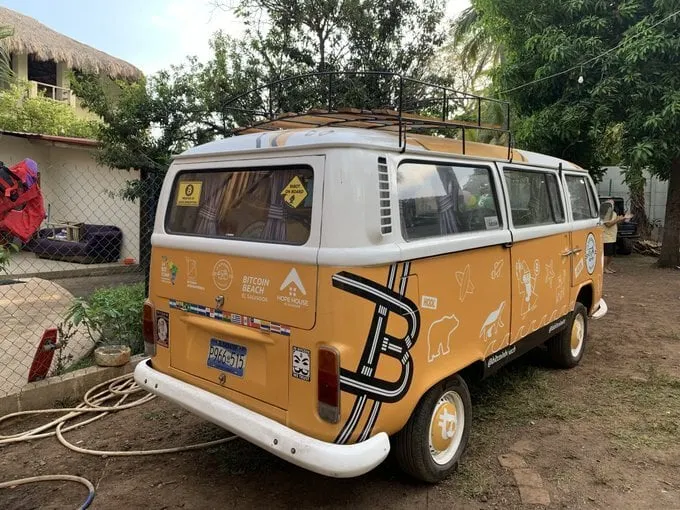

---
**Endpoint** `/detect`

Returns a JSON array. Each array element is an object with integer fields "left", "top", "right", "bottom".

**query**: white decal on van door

[
  {"left": 555, "top": 271, "right": 566, "bottom": 304},
  {"left": 427, "top": 314, "right": 460, "bottom": 363},
  {"left": 455, "top": 264, "right": 475, "bottom": 302},
  {"left": 480, "top": 301, "right": 505, "bottom": 340},
  {"left": 481, "top": 301, "right": 510, "bottom": 356},
  {"left": 516, "top": 260, "right": 539, "bottom": 318},
  {"left": 490, "top": 259, "right": 504, "bottom": 280},
  {"left": 574, "top": 257, "right": 584, "bottom": 278},
  {"left": 277, "top": 268, "right": 309, "bottom": 308},
  {"left": 544, "top": 260, "right": 555, "bottom": 288}
]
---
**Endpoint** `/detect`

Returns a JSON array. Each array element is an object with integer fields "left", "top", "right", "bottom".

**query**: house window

[
  {"left": 28, "top": 54, "right": 57, "bottom": 86},
  {"left": 397, "top": 162, "right": 501, "bottom": 240},
  {"left": 504, "top": 169, "right": 565, "bottom": 227}
]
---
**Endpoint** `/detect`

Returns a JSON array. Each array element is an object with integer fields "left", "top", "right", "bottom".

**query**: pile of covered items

[{"left": 0, "top": 158, "right": 45, "bottom": 243}]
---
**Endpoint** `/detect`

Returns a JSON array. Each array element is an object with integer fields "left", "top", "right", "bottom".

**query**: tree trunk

[
  {"left": 629, "top": 180, "right": 651, "bottom": 239},
  {"left": 658, "top": 158, "right": 680, "bottom": 267}
]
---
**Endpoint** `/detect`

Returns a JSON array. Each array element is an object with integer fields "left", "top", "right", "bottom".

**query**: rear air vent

[{"left": 378, "top": 157, "right": 392, "bottom": 234}]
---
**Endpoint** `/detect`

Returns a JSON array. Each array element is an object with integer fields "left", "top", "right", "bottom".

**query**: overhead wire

[{"left": 497, "top": 8, "right": 680, "bottom": 96}]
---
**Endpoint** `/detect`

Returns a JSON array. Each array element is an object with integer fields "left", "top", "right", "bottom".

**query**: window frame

[
  {"left": 395, "top": 158, "right": 505, "bottom": 243},
  {"left": 155, "top": 154, "right": 324, "bottom": 266},
  {"left": 563, "top": 172, "right": 600, "bottom": 222},
  {"left": 501, "top": 166, "right": 567, "bottom": 229},
  {"left": 164, "top": 164, "right": 315, "bottom": 246}
]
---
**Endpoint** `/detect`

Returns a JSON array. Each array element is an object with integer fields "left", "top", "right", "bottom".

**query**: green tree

[
  {"left": 447, "top": 6, "right": 503, "bottom": 90},
  {"left": 219, "top": 0, "right": 446, "bottom": 74},
  {"left": 465, "top": 0, "right": 680, "bottom": 266}
]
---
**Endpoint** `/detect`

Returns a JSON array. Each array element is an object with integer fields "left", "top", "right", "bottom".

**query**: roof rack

[{"left": 223, "top": 71, "right": 512, "bottom": 158}]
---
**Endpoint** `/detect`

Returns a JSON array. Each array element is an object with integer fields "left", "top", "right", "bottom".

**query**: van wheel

[
  {"left": 392, "top": 375, "right": 471, "bottom": 483},
  {"left": 547, "top": 302, "right": 588, "bottom": 368}
]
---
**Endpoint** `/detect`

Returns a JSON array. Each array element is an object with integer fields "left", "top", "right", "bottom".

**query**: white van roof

[{"left": 175, "top": 127, "right": 586, "bottom": 172}]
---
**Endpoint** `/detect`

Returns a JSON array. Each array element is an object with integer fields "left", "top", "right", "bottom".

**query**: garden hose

[
  {"left": 0, "top": 372, "right": 237, "bottom": 509},
  {"left": 0, "top": 475, "right": 95, "bottom": 510}
]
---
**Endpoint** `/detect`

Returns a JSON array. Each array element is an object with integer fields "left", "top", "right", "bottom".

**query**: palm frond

[
  {"left": 0, "top": 25, "right": 14, "bottom": 83},
  {"left": 450, "top": 7, "right": 480, "bottom": 46}
]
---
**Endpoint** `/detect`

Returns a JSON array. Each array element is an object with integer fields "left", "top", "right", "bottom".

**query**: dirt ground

[{"left": 1, "top": 254, "right": 679, "bottom": 510}]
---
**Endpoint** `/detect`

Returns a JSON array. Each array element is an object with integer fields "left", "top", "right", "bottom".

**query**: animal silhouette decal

[{"left": 427, "top": 314, "right": 460, "bottom": 363}]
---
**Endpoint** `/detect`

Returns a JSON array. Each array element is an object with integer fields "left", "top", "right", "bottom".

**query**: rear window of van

[{"left": 165, "top": 166, "right": 314, "bottom": 245}]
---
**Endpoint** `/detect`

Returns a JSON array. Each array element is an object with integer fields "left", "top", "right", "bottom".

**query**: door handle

[
  {"left": 561, "top": 249, "right": 573, "bottom": 257},
  {"left": 572, "top": 247, "right": 582, "bottom": 255}
]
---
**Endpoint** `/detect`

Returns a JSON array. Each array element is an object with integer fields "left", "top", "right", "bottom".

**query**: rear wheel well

[{"left": 576, "top": 284, "right": 593, "bottom": 312}]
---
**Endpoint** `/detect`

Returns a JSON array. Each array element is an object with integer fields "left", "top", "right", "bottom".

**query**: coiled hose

[{"left": 0, "top": 372, "right": 237, "bottom": 509}]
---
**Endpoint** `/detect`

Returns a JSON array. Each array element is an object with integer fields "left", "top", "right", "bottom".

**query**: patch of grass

[
  {"left": 64, "top": 353, "right": 96, "bottom": 374},
  {"left": 468, "top": 358, "right": 584, "bottom": 429},
  {"left": 452, "top": 459, "right": 494, "bottom": 499},
  {"left": 590, "top": 366, "right": 680, "bottom": 450}
]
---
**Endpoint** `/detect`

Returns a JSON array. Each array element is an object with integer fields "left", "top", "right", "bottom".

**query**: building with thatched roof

[{"left": 0, "top": 6, "right": 142, "bottom": 108}]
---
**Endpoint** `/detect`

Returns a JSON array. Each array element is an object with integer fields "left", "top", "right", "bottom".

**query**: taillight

[
  {"left": 142, "top": 300, "right": 156, "bottom": 356},
  {"left": 317, "top": 346, "right": 340, "bottom": 424}
]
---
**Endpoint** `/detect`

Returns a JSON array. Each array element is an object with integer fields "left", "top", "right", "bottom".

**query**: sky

[{"left": 1, "top": 0, "right": 470, "bottom": 75}]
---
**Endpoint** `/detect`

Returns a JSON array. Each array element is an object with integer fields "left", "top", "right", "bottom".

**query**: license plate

[{"left": 207, "top": 338, "right": 247, "bottom": 377}]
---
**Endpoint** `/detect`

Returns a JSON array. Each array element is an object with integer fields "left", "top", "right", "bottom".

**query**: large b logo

[{"left": 331, "top": 262, "right": 420, "bottom": 444}]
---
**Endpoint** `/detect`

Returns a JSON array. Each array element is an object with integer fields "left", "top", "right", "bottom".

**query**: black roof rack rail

[{"left": 223, "top": 71, "right": 511, "bottom": 156}]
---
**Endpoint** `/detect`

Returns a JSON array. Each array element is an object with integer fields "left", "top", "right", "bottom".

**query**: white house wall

[
  {"left": 1, "top": 135, "right": 140, "bottom": 260},
  {"left": 597, "top": 166, "right": 668, "bottom": 227}
]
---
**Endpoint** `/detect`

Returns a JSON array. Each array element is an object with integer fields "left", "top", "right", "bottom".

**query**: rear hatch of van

[{"left": 153, "top": 156, "right": 322, "bottom": 411}]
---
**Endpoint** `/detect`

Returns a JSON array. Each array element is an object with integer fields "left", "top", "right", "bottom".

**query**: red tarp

[{"left": 0, "top": 159, "right": 46, "bottom": 243}]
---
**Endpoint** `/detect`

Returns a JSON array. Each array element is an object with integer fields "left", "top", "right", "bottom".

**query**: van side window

[
  {"left": 565, "top": 175, "right": 598, "bottom": 220},
  {"left": 397, "top": 162, "right": 501, "bottom": 241},
  {"left": 504, "top": 169, "right": 564, "bottom": 227}
]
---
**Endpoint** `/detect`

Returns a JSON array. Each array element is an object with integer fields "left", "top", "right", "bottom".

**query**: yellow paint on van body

[
  {"left": 137, "top": 126, "right": 606, "bottom": 481},
  {"left": 147, "top": 227, "right": 603, "bottom": 444}
]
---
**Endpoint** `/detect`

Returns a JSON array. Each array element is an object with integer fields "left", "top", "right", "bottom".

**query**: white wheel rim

[
  {"left": 428, "top": 391, "right": 465, "bottom": 465},
  {"left": 570, "top": 314, "right": 585, "bottom": 357}
]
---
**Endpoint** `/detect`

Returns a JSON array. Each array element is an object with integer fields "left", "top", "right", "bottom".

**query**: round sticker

[
  {"left": 213, "top": 259, "right": 234, "bottom": 290},
  {"left": 585, "top": 233, "right": 597, "bottom": 274}
]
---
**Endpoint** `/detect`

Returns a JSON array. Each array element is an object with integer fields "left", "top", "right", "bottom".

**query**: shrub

[
  {"left": 0, "top": 81, "right": 99, "bottom": 139},
  {"left": 66, "top": 282, "right": 146, "bottom": 354}
]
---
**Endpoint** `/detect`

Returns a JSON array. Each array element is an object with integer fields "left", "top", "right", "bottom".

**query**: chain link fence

[{"left": 1, "top": 137, "right": 163, "bottom": 397}]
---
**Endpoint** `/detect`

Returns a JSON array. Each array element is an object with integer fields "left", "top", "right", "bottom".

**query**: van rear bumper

[
  {"left": 591, "top": 298, "right": 608, "bottom": 319},
  {"left": 134, "top": 360, "right": 390, "bottom": 478}
]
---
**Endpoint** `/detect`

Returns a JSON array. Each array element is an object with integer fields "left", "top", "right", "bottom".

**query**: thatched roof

[{"left": 0, "top": 7, "right": 142, "bottom": 80}]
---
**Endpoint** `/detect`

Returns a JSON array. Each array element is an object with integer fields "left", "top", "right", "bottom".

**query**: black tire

[
  {"left": 617, "top": 238, "right": 633, "bottom": 255},
  {"left": 392, "top": 375, "right": 472, "bottom": 483},
  {"left": 547, "top": 302, "right": 588, "bottom": 369}
]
